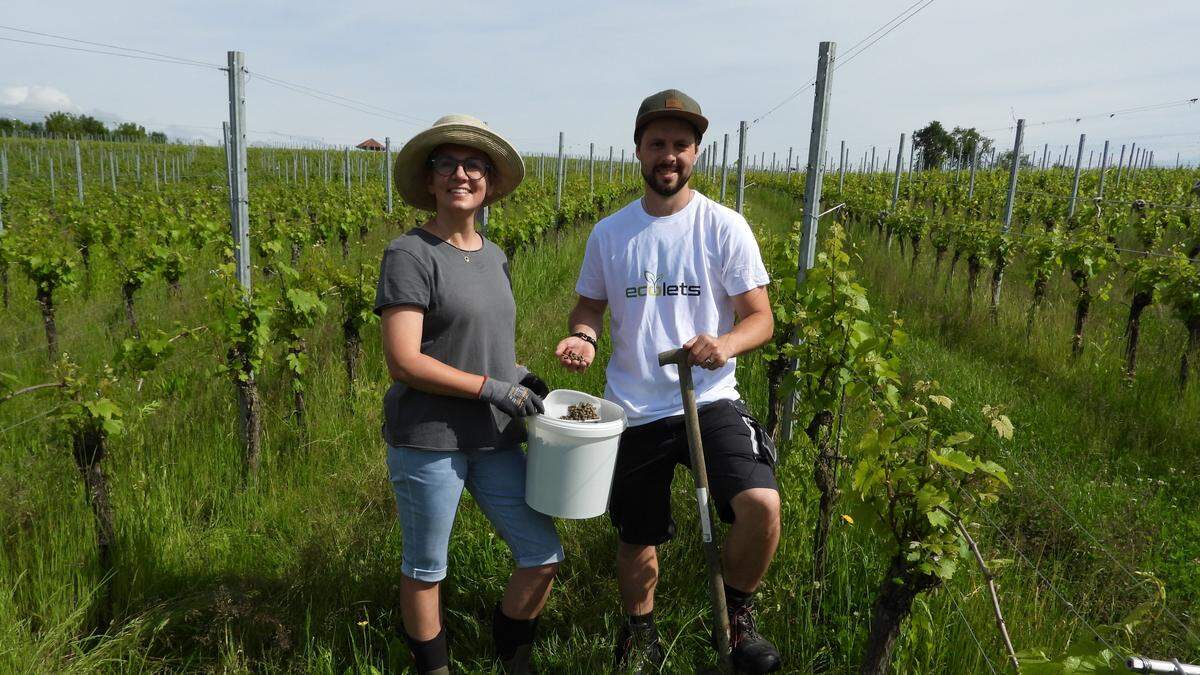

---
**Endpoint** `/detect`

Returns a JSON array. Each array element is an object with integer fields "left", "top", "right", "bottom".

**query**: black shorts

[{"left": 608, "top": 399, "right": 779, "bottom": 546}]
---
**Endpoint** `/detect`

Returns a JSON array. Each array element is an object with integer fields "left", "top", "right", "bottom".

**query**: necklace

[
  {"left": 422, "top": 224, "right": 481, "bottom": 262},
  {"left": 454, "top": 233, "right": 481, "bottom": 263}
]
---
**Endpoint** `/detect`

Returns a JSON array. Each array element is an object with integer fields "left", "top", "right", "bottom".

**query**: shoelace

[
  {"left": 618, "top": 624, "right": 661, "bottom": 666},
  {"left": 729, "top": 606, "right": 761, "bottom": 648}
]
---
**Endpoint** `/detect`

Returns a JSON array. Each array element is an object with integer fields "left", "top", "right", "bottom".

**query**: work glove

[
  {"left": 480, "top": 377, "right": 545, "bottom": 418},
  {"left": 515, "top": 365, "right": 551, "bottom": 398}
]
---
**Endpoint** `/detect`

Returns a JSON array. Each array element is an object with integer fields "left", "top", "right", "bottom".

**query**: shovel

[{"left": 658, "top": 347, "right": 732, "bottom": 672}]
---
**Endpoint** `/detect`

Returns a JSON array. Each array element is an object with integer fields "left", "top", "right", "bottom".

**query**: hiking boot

[
  {"left": 500, "top": 642, "right": 534, "bottom": 674},
  {"left": 725, "top": 605, "right": 782, "bottom": 673},
  {"left": 614, "top": 619, "right": 665, "bottom": 674}
]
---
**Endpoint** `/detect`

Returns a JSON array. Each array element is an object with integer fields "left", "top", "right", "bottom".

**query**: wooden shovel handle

[{"left": 657, "top": 347, "right": 688, "bottom": 367}]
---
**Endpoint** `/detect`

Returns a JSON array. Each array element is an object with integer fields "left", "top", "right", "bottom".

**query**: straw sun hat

[{"left": 393, "top": 114, "right": 524, "bottom": 212}]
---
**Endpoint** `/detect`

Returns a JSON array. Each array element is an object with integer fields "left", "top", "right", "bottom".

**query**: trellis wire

[
  {"left": 956, "top": 484, "right": 1128, "bottom": 662},
  {"left": 0, "top": 402, "right": 66, "bottom": 435},
  {"left": 946, "top": 588, "right": 1002, "bottom": 675},
  {"left": 973, "top": 429, "right": 1200, "bottom": 646}
]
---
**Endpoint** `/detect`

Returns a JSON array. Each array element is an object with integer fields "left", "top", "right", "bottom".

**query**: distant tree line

[
  {"left": 0, "top": 111, "right": 168, "bottom": 143},
  {"left": 911, "top": 121, "right": 993, "bottom": 169}
]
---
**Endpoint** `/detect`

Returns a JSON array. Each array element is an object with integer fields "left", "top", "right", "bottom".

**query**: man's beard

[{"left": 641, "top": 162, "right": 691, "bottom": 197}]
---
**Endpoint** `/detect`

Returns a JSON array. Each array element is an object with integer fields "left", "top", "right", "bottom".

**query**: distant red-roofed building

[{"left": 356, "top": 138, "right": 385, "bottom": 151}]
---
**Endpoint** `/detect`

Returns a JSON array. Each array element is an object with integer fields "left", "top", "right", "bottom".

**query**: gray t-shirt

[{"left": 374, "top": 228, "right": 521, "bottom": 450}]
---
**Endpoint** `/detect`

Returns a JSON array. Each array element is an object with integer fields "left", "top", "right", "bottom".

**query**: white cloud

[{"left": 0, "top": 84, "right": 81, "bottom": 117}]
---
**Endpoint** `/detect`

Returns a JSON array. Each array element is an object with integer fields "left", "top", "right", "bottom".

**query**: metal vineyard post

[
  {"left": 735, "top": 121, "right": 747, "bottom": 213},
  {"left": 720, "top": 133, "right": 729, "bottom": 202},
  {"left": 781, "top": 40, "right": 836, "bottom": 445},
  {"left": 968, "top": 148, "right": 978, "bottom": 200},
  {"left": 1097, "top": 140, "right": 1111, "bottom": 199},
  {"left": 385, "top": 137, "right": 393, "bottom": 214},
  {"left": 1068, "top": 133, "right": 1086, "bottom": 218},
  {"left": 838, "top": 140, "right": 846, "bottom": 192},
  {"left": 555, "top": 131, "right": 564, "bottom": 212},
  {"left": 1115, "top": 144, "right": 1127, "bottom": 189},
  {"left": 891, "top": 133, "right": 905, "bottom": 209},
  {"left": 1002, "top": 120, "right": 1025, "bottom": 232},
  {"left": 226, "top": 50, "right": 251, "bottom": 295}
]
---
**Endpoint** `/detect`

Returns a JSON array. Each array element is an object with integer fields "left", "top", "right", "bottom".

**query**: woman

[{"left": 374, "top": 114, "right": 562, "bottom": 675}]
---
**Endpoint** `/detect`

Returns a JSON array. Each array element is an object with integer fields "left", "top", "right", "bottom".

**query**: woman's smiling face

[{"left": 426, "top": 143, "right": 493, "bottom": 215}]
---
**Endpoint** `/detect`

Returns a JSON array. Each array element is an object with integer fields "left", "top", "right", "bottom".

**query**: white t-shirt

[{"left": 575, "top": 190, "right": 770, "bottom": 426}]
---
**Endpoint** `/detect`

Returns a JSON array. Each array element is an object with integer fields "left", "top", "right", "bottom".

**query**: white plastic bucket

[{"left": 525, "top": 389, "right": 627, "bottom": 519}]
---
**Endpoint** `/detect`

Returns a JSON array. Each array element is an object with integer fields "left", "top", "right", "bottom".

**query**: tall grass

[{"left": 2, "top": 179, "right": 1195, "bottom": 673}]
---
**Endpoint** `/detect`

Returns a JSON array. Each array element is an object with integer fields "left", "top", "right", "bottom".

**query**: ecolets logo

[{"left": 625, "top": 270, "right": 701, "bottom": 298}]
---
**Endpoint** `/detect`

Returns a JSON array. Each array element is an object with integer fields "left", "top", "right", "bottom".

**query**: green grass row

[{"left": 4, "top": 177, "right": 1195, "bottom": 672}]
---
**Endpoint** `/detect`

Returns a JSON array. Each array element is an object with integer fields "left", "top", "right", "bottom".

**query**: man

[{"left": 555, "top": 90, "right": 782, "bottom": 674}]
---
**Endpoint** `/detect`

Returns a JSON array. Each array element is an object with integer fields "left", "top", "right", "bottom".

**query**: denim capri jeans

[{"left": 387, "top": 445, "right": 565, "bottom": 583}]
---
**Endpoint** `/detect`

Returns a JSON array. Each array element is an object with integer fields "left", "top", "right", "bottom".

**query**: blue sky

[{"left": 2, "top": 1, "right": 1198, "bottom": 165}]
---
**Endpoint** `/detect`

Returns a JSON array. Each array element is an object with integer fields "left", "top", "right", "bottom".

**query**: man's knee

[
  {"left": 731, "top": 488, "right": 781, "bottom": 531},
  {"left": 617, "top": 542, "right": 656, "bottom": 565}
]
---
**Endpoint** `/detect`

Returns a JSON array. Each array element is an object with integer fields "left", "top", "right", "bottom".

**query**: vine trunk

[
  {"left": 37, "top": 288, "right": 58, "bottom": 361},
  {"left": 72, "top": 424, "right": 114, "bottom": 631},
  {"left": 236, "top": 377, "right": 263, "bottom": 478},
  {"left": 859, "top": 556, "right": 940, "bottom": 675},
  {"left": 1123, "top": 291, "right": 1152, "bottom": 381}
]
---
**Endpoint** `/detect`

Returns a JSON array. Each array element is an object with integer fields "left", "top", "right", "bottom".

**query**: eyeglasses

[{"left": 428, "top": 156, "right": 491, "bottom": 180}]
